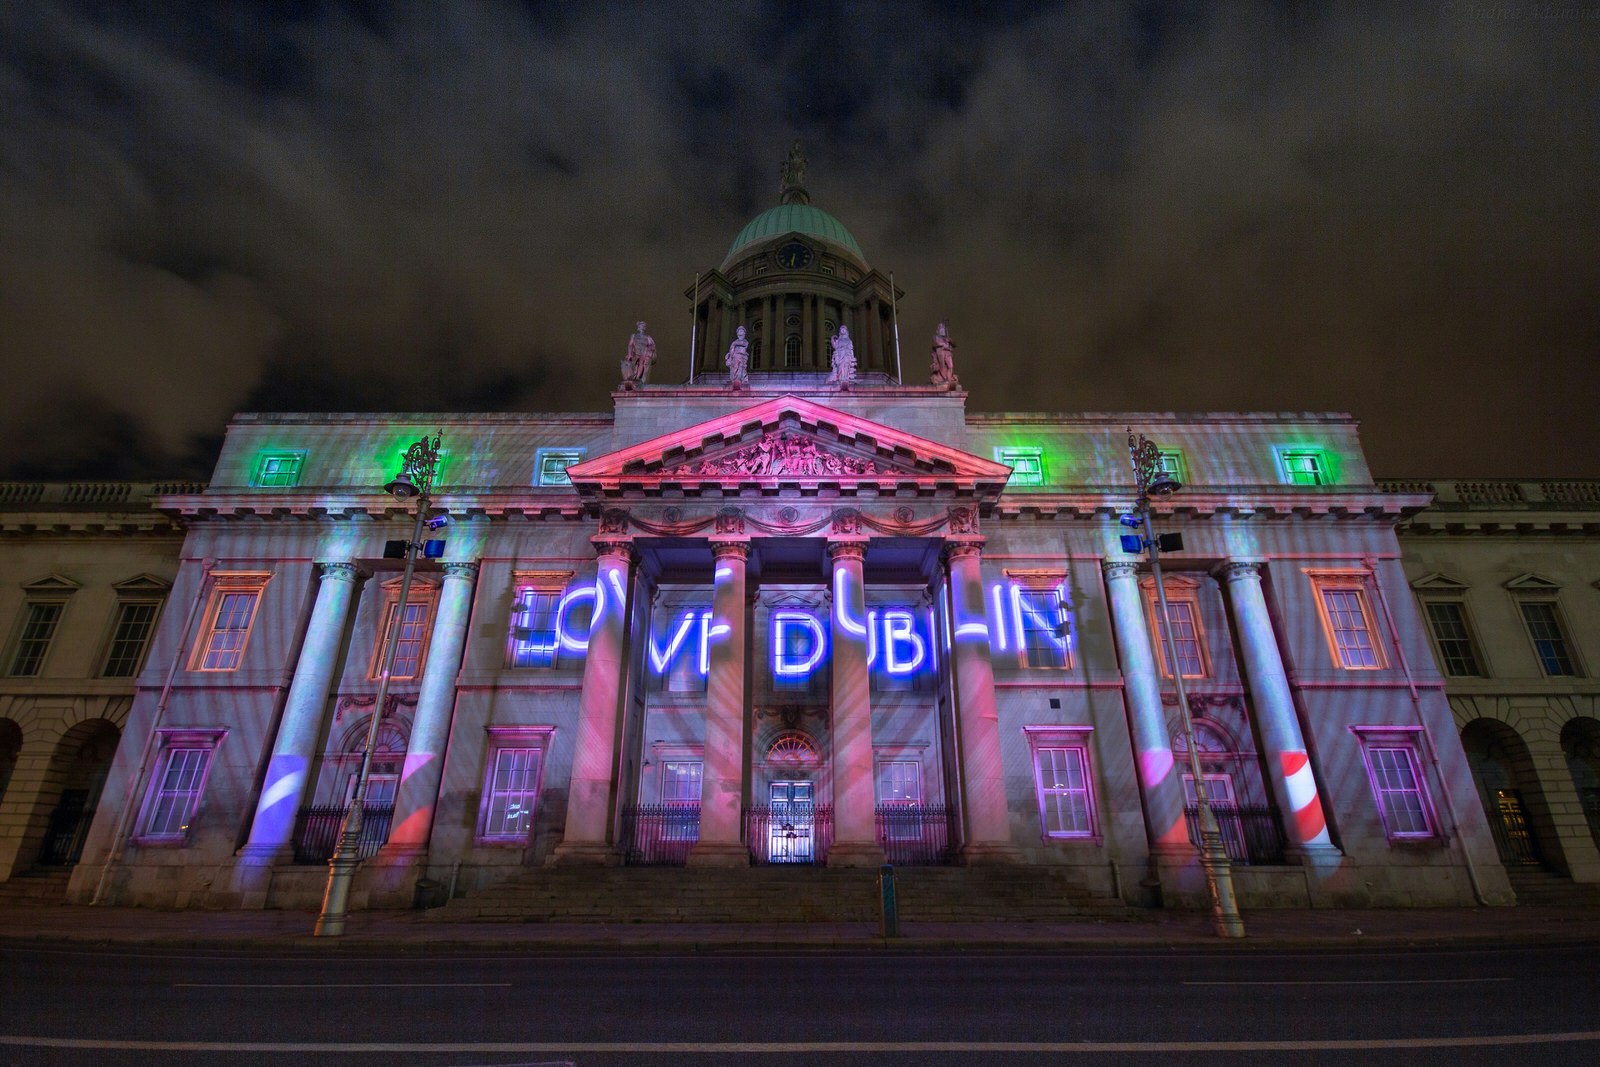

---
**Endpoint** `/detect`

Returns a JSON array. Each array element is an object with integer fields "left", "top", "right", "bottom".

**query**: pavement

[{"left": 4, "top": 901, "right": 1600, "bottom": 951}]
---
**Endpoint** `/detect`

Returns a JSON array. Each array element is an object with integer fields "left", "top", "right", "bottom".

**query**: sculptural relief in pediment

[{"left": 669, "top": 433, "right": 881, "bottom": 479}]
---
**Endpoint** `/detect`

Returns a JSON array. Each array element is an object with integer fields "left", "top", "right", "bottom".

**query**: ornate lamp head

[
  {"left": 385, "top": 432, "right": 443, "bottom": 500},
  {"left": 1128, "top": 429, "right": 1181, "bottom": 498}
]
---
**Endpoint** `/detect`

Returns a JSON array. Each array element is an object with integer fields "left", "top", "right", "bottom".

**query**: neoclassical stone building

[{"left": 7, "top": 166, "right": 1595, "bottom": 916}]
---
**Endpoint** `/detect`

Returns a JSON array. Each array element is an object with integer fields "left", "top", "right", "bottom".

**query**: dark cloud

[{"left": 0, "top": 0, "right": 1596, "bottom": 481}]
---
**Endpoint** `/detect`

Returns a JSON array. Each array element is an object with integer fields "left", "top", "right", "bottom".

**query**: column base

[
  {"left": 687, "top": 842, "right": 750, "bottom": 868},
  {"left": 551, "top": 841, "right": 622, "bottom": 867},
  {"left": 960, "top": 841, "right": 1025, "bottom": 865},
  {"left": 826, "top": 841, "right": 887, "bottom": 868}
]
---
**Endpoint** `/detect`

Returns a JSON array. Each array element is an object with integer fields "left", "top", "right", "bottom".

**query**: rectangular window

[
  {"left": 136, "top": 728, "right": 226, "bottom": 843},
  {"left": 102, "top": 601, "right": 162, "bottom": 678},
  {"left": 1520, "top": 601, "right": 1578, "bottom": 676},
  {"left": 1350, "top": 727, "right": 1439, "bottom": 841},
  {"left": 1156, "top": 449, "right": 1187, "bottom": 483},
  {"left": 533, "top": 448, "right": 585, "bottom": 487},
  {"left": 477, "top": 726, "right": 553, "bottom": 844},
  {"left": 8, "top": 602, "right": 64, "bottom": 677},
  {"left": 1310, "top": 576, "right": 1384, "bottom": 670},
  {"left": 1017, "top": 588, "right": 1071, "bottom": 669},
  {"left": 189, "top": 575, "right": 270, "bottom": 672},
  {"left": 995, "top": 447, "right": 1045, "bottom": 487},
  {"left": 509, "top": 573, "right": 579, "bottom": 669},
  {"left": 1280, "top": 449, "right": 1329, "bottom": 486},
  {"left": 378, "top": 601, "right": 430, "bottom": 679},
  {"left": 661, "top": 761, "right": 704, "bottom": 804},
  {"left": 250, "top": 450, "right": 305, "bottom": 488},
  {"left": 1025, "top": 727, "right": 1098, "bottom": 840},
  {"left": 1423, "top": 601, "right": 1483, "bottom": 677},
  {"left": 1144, "top": 580, "right": 1208, "bottom": 679},
  {"left": 483, "top": 748, "right": 543, "bottom": 839},
  {"left": 876, "top": 760, "right": 921, "bottom": 805}
]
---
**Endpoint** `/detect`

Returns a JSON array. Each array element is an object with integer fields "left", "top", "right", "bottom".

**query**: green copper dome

[{"left": 724, "top": 203, "right": 865, "bottom": 266}]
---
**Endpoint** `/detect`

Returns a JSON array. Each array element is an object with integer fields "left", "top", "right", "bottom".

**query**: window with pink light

[
  {"left": 1349, "top": 726, "right": 1440, "bottom": 842},
  {"left": 477, "top": 725, "right": 553, "bottom": 844},
  {"left": 135, "top": 728, "right": 227, "bottom": 845},
  {"left": 1023, "top": 726, "right": 1099, "bottom": 842}
]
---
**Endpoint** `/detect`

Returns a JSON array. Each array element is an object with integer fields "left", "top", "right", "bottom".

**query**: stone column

[
  {"left": 764, "top": 296, "right": 777, "bottom": 369},
  {"left": 240, "top": 562, "right": 359, "bottom": 861},
  {"left": 1220, "top": 560, "right": 1336, "bottom": 854},
  {"left": 386, "top": 562, "right": 478, "bottom": 853},
  {"left": 691, "top": 541, "right": 751, "bottom": 865},
  {"left": 1103, "top": 561, "right": 1190, "bottom": 850},
  {"left": 945, "top": 542, "right": 1022, "bottom": 862},
  {"left": 802, "top": 294, "right": 816, "bottom": 369},
  {"left": 827, "top": 539, "right": 883, "bottom": 866},
  {"left": 554, "top": 540, "right": 635, "bottom": 864}
]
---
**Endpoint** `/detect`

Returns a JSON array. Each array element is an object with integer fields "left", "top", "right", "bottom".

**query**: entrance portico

[{"left": 554, "top": 395, "right": 1019, "bottom": 867}]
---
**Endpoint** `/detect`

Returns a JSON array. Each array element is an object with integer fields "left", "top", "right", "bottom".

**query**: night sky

[{"left": 3, "top": 1, "right": 1597, "bottom": 482}]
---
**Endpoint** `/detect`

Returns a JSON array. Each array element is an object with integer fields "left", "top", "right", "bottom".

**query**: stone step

[
  {"left": 428, "top": 865, "right": 1130, "bottom": 924},
  {"left": 0, "top": 868, "right": 73, "bottom": 906},
  {"left": 1505, "top": 868, "right": 1600, "bottom": 907}
]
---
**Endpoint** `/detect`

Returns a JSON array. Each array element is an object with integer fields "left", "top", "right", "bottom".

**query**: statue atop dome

[
  {"left": 827, "top": 325, "right": 856, "bottom": 387},
  {"left": 780, "top": 141, "right": 810, "bottom": 206},
  {"left": 621, "top": 321, "right": 656, "bottom": 389}
]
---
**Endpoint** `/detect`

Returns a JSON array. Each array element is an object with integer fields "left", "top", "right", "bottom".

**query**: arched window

[{"left": 784, "top": 336, "right": 802, "bottom": 367}]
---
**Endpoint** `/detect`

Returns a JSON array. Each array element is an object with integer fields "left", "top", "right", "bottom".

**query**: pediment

[
  {"left": 21, "top": 574, "right": 80, "bottom": 593},
  {"left": 1411, "top": 572, "right": 1468, "bottom": 591},
  {"left": 565, "top": 395, "right": 1011, "bottom": 498},
  {"left": 112, "top": 573, "right": 171, "bottom": 593},
  {"left": 1504, "top": 573, "right": 1560, "bottom": 591}
]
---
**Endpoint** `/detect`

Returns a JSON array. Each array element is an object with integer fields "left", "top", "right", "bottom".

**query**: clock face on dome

[{"left": 776, "top": 241, "right": 813, "bottom": 269}]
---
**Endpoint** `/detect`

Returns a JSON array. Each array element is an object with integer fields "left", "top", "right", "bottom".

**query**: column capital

[
  {"left": 317, "top": 561, "right": 359, "bottom": 583},
  {"left": 1216, "top": 559, "right": 1264, "bottom": 583},
  {"left": 592, "top": 539, "right": 635, "bottom": 563},
  {"left": 942, "top": 540, "right": 985, "bottom": 565},
  {"left": 441, "top": 561, "right": 479, "bottom": 581},
  {"left": 826, "top": 540, "right": 867, "bottom": 563},
  {"left": 1102, "top": 560, "right": 1140, "bottom": 581},
  {"left": 710, "top": 539, "right": 751, "bottom": 562}
]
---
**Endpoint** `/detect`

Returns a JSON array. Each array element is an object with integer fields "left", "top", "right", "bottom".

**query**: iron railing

[
  {"left": 745, "top": 804, "right": 833, "bottom": 865},
  {"left": 292, "top": 804, "right": 394, "bottom": 865},
  {"left": 875, "top": 804, "right": 958, "bottom": 866},
  {"left": 621, "top": 805, "right": 701, "bottom": 866},
  {"left": 1183, "top": 803, "right": 1287, "bottom": 866}
]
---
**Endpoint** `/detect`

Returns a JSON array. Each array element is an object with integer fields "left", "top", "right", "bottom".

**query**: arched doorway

[
  {"left": 1172, "top": 718, "right": 1285, "bottom": 865},
  {"left": 1461, "top": 718, "right": 1548, "bottom": 868},
  {"left": 293, "top": 718, "right": 409, "bottom": 864},
  {"left": 1561, "top": 717, "right": 1600, "bottom": 851},
  {"left": 752, "top": 731, "right": 826, "bottom": 864},
  {"left": 0, "top": 719, "right": 20, "bottom": 805},
  {"left": 37, "top": 720, "right": 120, "bottom": 866}
]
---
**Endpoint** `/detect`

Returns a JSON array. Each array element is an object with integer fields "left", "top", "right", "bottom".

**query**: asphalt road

[{"left": 3, "top": 940, "right": 1598, "bottom": 1065}]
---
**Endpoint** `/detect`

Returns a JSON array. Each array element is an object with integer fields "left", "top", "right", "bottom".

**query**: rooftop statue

[
  {"left": 725, "top": 325, "right": 750, "bottom": 389},
  {"left": 621, "top": 321, "right": 656, "bottom": 389},
  {"left": 779, "top": 140, "right": 810, "bottom": 205},
  {"left": 827, "top": 325, "right": 857, "bottom": 387},
  {"left": 930, "top": 320, "right": 959, "bottom": 389}
]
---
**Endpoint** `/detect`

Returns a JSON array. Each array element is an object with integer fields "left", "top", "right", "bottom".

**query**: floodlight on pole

[
  {"left": 315, "top": 430, "right": 442, "bottom": 937},
  {"left": 1127, "top": 428, "right": 1246, "bottom": 939}
]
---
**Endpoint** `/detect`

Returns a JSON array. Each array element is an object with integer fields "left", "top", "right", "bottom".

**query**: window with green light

[
  {"left": 251, "top": 450, "right": 305, "bottom": 488},
  {"left": 534, "top": 448, "right": 585, "bottom": 487},
  {"left": 996, "top": 447, "right": 1046, "bottom": 487},
  {"left": 1156, "top": 449, "right": 1187, "bottom": 483},
  {"left": 1279, "top": 449, "right": 1331, "bottom": 486}
]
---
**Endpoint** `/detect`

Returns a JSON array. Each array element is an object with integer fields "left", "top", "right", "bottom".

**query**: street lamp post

[
  {"left": 314, "top": 431, "right": 442, "bottom": 938},
  {"left": 1126, "top": 429, "right": 1246, "bottom": 939}
]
